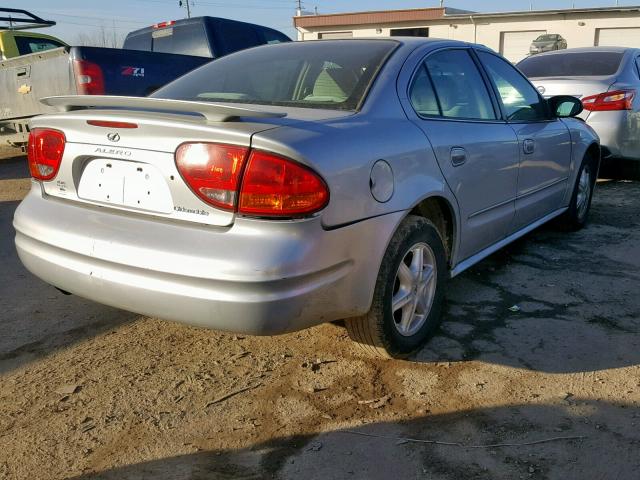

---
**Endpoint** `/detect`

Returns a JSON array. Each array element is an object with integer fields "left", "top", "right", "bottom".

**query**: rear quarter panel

[{"left": 251, "top": 113, "right": 455, "bottom": 229}]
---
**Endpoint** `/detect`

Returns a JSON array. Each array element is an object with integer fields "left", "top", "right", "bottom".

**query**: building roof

[
  {"left": 445, "top": 5, "right": 640, "bottom": 19},
  {"left": 293, "top": 7, "right": 452, "bottom": 29},
  {"left": 294, "top": 5, "right": 640, "bottom": 29}
]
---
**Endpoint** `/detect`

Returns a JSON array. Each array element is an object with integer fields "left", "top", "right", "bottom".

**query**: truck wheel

[
  {"left": 346, "top": 215, "right": 447, "bottom": 358},
  {"left": 558, "top": 153, "right": 596, "bottom": 231}
]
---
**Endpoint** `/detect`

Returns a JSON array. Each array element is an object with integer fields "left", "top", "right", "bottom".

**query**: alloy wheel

[{"left": 391, "top": 242, "right": 437, "bottom": 337}]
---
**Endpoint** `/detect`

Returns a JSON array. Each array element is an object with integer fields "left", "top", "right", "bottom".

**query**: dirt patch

[{"left": 1, "top": 160, "right": 639, "bottom": 479}]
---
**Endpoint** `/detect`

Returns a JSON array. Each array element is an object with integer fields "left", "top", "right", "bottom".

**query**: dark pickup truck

[{"left": 0, "top": 12, "right": 290, "bottom": 147}]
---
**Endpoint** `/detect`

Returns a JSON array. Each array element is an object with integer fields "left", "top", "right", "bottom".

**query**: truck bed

[{"left": 0, "top": 45, "right": 209, "bottom": 146}]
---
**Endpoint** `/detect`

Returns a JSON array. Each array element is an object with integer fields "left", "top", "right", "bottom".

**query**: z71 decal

[{"left": 121, "top": 66, "right": 145, "bottom": 77}]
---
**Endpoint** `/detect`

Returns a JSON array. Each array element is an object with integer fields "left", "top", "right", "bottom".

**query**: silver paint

[{"left": 14, "top": 38, "right": 599, "bottom": 335}]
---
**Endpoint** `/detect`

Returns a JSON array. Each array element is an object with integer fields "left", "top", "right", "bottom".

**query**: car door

[
  {"left": 405, "top": 48, "right": 520, "bottom": 261},
  {"left": 477, "top": 50, "right": 572, "bottom": 232}
]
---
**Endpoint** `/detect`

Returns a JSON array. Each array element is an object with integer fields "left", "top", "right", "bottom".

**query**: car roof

[
  {"left": 304, "top": 37, "right": 488, "bottom": 52},
  {"left": 126, "top": 16, "right": 286, "bottom": 38},
  {"left": 532, "top": 46, "right": 639, "bottom": 56}
]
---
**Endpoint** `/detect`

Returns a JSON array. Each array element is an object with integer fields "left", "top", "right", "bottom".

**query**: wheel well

[
  {"left": 410, "top": 196, "right": 455, "bottom": 263},
  {"left": 586, "top": 143, "right": 601, "bottom": 170}
]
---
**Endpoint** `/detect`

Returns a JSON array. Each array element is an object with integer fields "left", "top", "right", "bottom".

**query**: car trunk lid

[
  {"left": 32, "top": 96, "right": 292, "bottom": 227},
  {"left": 528, "top": 76, "right": 616, "bottom": 119},
  {"left": 32, "top": 96, "right": 351, "bottom": 227}
]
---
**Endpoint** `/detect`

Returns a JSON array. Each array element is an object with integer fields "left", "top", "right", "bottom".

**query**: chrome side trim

[
  {"left": 466, "top": 177, "right": 568, "bottom": 220},
  {"left": 450, "top": 206, "right": 567, "bottom": 278},
  {"left": 518, "top": 176, "right": 568, "bottom": 200},
  {"left": 468, "top": 196, "right": 515, "bottom": 219}
]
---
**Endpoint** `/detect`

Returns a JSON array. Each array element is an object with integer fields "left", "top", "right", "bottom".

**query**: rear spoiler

[{"left": 41, "top": 96, "right": 287, "bottom": 122}]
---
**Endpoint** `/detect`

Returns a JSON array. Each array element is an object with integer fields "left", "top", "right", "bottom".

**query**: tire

[
  {"left": 346, "top": 215, "right": 448, "bottom": 359},
  {"left": 557, "top": 153, "right": 597, "bottom": 231}
]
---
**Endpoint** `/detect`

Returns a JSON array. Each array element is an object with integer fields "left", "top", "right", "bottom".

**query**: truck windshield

[
  {"left": 518, "top": 51, "right": 624, "bottom": 77},
  {"left": 152, "top": 40, "right": 397, "bottom": 111}
]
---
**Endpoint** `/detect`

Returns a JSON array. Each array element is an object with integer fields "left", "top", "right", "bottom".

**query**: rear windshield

[
  {"left": 124, "top": 24, "right": 210, "bottom": 57},
  {"left": 152, "top": 40, "right": 397, "bottom": 111},
  {"left": 518, "top": 52, "right": 624, "bottom": 77},
  {"left": 14, "top": 36, "right": 64, "bottom": 55}
]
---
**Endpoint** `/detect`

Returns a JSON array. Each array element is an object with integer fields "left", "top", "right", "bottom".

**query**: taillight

[
  {"left": 27, "top": 128, "right": 66, "bottom": 181},
  {"left": 175, "top": 142, "right": 249, "bottom": 211},
  {"left": 238, "top": 150, "right": 329, "bottom": 217},
  {"left": 582, "top": 89, "right": 635, "bottom": 111},
  {"left": 174, "top": 144, "right": 329, "bottom": 217},
  {"left": 73, "top": 60, "right": 105, "bottom": 95},
  {"left": 153, "top": 20, "right": 176, "bottom": 28}
]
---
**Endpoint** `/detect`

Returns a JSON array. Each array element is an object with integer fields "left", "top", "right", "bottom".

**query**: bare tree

[{"left": 74, "top": 23, "right": 124, "bottom": 48}]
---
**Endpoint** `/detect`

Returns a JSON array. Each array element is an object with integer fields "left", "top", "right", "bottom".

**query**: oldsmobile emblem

[
  {"left": 537, "top": 85, "right": 546, "bottom": 95},
  {"left": 107, "top": 132, "right": 120, "bottom": 142}
]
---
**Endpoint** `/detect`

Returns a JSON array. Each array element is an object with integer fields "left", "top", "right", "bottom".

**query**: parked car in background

[
  {"left": 518, "top": 47, "right": 640, "bottom": 165},
  {"left": 529, "top": 34, "right": 567, "bottom": 56},
  {"left": 0, "top": 11, "right": 290, "bottom": 149},
  {"left": 14, "top": 39, "right": 599, "bottom": 358}
]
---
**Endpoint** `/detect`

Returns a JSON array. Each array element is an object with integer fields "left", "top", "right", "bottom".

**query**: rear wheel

[
  {"left": 346, "top": 215, "right": 447, "bottom": 358},
  {"left": 558, "top": 153, "right": 596, "bottom": 231}
]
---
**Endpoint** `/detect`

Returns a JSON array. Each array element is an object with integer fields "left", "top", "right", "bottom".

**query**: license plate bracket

[{"left": 78, "top": 158, "right": 173, "bottom": 213}]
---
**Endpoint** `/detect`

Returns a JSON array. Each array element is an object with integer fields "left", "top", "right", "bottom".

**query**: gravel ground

[{"left": 1, "top": 153, "right": 639, "bottom": 480}]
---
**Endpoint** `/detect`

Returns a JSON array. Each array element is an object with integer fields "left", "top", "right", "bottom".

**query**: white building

[{"left": 294, "top": 5, "right": 640, "bottom": 62}]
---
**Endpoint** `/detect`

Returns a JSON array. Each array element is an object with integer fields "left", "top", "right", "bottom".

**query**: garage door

[
  {"left": 596, "top": 27, "right": 640, "bottom": 47},
  {"left": 500, "top": 30, "right": 546, "bottom": 63},
  {"left": 318, "top": 31, "right": 353, "bottom": 40}
]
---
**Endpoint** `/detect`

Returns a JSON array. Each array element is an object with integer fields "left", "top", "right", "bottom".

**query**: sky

[{"left": 5, "top": 0, "right": 639, "bottom": 44}]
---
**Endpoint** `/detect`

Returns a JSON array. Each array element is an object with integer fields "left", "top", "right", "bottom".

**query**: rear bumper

[{"left": 14, "top": 184, "right": 403, "bottom": 335}]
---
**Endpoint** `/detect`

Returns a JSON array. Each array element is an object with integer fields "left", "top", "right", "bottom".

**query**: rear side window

[
  {"left": 423, "top": 49, "right": 496, "bottom": 120},
  {"left": 151, "top": 24, "right": 210, "bottom": 57},
  {"left": 215, "top": 22, "right": 262, "bottom": 56},
  {"left": 123, "top": 33, "right": 151, "bottom": 51},
  {"left": 479, "top": 51, "right": 548, "bottom": 122},
  {"left": 409, "top": 66, "right": 440, "bottom": 116},
  {"left": 518, "top": 52, "right": 624, "bottom": 77},
  {"left": 260, "top": 28, "right": 290, "bottom": 45},
  {"left": 14, "top": 36, "right": 64, "bottom": 55}
]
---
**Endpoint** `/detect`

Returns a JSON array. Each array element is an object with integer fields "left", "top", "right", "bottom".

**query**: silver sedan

[
  {"left": 518, "top": 47, "right": 640, "bottom": 164},
  {"left": 14, "top": 39, "right": 599, "bottom": 358}
]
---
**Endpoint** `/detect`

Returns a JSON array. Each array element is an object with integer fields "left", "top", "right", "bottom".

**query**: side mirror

[{"left": 548, "top": 95, "right": 583, "bottom": 118}]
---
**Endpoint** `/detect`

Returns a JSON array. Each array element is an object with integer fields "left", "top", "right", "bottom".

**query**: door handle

[
  {"left": 16, "top": 66, "right": 29, "bottom": 77},
  {"left": 523, "top": 138, "right": 535, "bottom": 155},
  {"left": 450, "top": 147, "right": 467, "bottom": 167}
]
